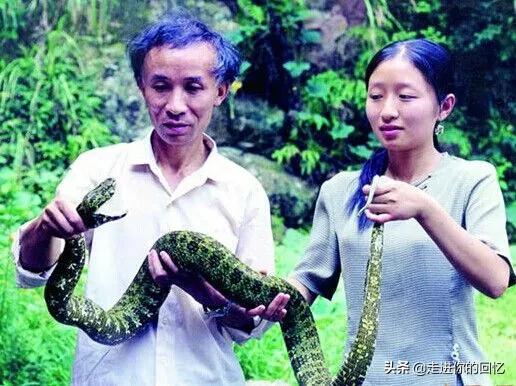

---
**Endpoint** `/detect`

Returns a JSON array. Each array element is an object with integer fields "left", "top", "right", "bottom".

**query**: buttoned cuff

[{"left": 11, "top": 222, "right": 57, "bottom": 288}]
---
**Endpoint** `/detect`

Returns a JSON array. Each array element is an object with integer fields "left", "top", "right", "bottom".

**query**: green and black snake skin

[{"left": 44, "top": 178, "right": 384, "bottom": 386}]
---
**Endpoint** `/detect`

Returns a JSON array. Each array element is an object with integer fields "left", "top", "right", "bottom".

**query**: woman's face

[{"left": 366, "top": 56, "right": 443, "bottom": 153}]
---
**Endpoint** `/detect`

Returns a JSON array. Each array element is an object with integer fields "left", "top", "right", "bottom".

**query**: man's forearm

[
  {"left": 19, "top": 219, "right": 63, "bottom": 272},
  {"left": 219, "top": 305, "right": 256, "bottom": 333}
]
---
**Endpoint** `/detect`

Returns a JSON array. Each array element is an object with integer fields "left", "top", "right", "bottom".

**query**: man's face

[{"left": 139, "top": 43, "right": 228, "bottom": 146}]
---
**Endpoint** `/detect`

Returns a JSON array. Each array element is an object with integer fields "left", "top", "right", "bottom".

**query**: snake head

[{"left": 76, "top": 178, "right": 127, "bottom": 229}]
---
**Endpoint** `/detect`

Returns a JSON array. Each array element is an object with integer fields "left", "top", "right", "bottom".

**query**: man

[{"left": 12, "top": 11, "right": 288, "bottom": 386}]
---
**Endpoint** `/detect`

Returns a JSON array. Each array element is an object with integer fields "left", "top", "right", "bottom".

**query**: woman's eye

[
  {"left": 400, "top": 94, "right": 416, "bottom": 100},
  {"left": 369, "top": 94, "right": 382, "bottom": 100}
]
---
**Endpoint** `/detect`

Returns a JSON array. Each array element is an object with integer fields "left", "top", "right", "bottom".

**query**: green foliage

[
  {"left": 0, "top": 28, "right": 116, "bottom": 195},
  {"left": 230, "top": 0, "right": 310, "bottom": 109},
  {"left": 234, "top": 0, "right": 514, "bottom": 237},
  {"left": 0, "top": 168, "right": 81, "bottom": 384},
  {"left": 0, "top": 245, "right": 78, "bottom": 385},
  {"left": 272, "top": 70, "right": 367, "bottom": 176},
  {"left": 0, "top": 2, "right": 118, "bottom": 383},
  {"left": 0, "top": 145, "right": 76, "bottom": 386},
  {"left": 0, "top": 1, "right": 514, "bottom": 384},
  {"left": 0, "top": 0, "right": 149, "bottom": 58},
  {"left": 282, "top": 61, "right": 310, "bottom": 78}
]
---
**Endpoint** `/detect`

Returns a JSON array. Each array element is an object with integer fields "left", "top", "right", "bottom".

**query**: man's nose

[
  {"left": 165, "top": 91, "right": 187, "bottom": 116},
  {"left": 380, "top": 96, "right": 399, "bottom": 121}
]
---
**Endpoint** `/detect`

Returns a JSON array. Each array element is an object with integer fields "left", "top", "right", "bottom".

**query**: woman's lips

[{"left": 380, "top": 125, "right": 402, "bottom": 140}]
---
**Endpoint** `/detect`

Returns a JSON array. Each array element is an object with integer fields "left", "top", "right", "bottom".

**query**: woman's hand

[
  {"left": 361, "top": 175, "right": 431, "bottom": 223},
  {"left": 362, "top": 175, "right": 510, "bottom": 298}
]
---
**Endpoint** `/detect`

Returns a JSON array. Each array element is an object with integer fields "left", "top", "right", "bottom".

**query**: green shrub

[{"left": 0, "top": 6, "right": 118, "bottom": 384}]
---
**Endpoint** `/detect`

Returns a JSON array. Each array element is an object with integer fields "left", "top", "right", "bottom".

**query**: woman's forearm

[{"left": 416, "top": 196, "right": 510, "bottom": 298}]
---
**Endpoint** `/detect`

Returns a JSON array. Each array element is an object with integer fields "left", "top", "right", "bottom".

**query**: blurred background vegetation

[{"left": 0, "top": 0, "right": 514, "bottom": 384}]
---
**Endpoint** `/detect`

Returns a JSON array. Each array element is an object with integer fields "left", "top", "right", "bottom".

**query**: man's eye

[
  {"left": 152, "top": 83, "right": 168, "bottom": 92},
  {"left": 400, "top": 94, "right": 416, "bottom": 100},
  {"left": 186, "top": 84, "right": 202, "bottom": 93},
  {"left": 369, "top": 94, "right": 382, "bottom": 100}
]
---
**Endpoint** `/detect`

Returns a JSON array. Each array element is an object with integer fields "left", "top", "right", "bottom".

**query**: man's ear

[
  {"left": 214, "top": 82, "right": 230, "bottom": 106},
  {"left": 439, "top": 93, "right": 456, "bottom": 121}
]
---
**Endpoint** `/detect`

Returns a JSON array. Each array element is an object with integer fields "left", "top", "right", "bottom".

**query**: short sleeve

[
  {"left": 222, "top": 180, "right": 275, "bottom": 343},
  {"left": 289, "top": 181, "right": 341, "bottom": 300},
  {"left": 55, "top": 151, "right": 100, "bottom": 206},
  {"left": 465, "top": 164, "right": 515, "bottom": 286},
  {"left": 219, "top": 317, "right": 273, "bottom": 345},
  {"left": 234, "top": 183, "right": 275, "bottom": 275}
]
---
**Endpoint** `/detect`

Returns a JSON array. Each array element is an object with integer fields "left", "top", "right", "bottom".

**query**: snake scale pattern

[{"left": 44, "top": 178, "right": 384, "bottom": 386}]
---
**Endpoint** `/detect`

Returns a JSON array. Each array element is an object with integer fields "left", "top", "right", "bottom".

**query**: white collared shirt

[{"left": 12, "top": 130, "right": 275, "bottom": 386}]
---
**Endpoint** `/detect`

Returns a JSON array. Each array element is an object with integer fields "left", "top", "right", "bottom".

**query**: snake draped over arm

[{"left": 43, "top": 178, "right": 384, "bottom": 386}]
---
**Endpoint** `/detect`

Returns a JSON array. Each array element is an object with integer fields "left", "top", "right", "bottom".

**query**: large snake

[{"left": 44, "top": 177, "right": 383, "bottom": 386}]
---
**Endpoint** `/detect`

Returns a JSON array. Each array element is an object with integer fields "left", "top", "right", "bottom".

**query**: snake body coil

[{"left": 44, "top": 178, "right": 383, "bottom": 386}]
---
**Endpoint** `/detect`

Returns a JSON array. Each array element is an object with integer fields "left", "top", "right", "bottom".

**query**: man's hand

[
  {"left": 36, "top": 197, "right": 87, "bottom": 239},
  {"left": 19, "top": 197, "right": 87, "bottom": 272},
  {"left": 147, "top": 250, "right": 290, "bottom": 324},
  {"left": 147, "top": 249, "right": 227, "bottom": 307}
]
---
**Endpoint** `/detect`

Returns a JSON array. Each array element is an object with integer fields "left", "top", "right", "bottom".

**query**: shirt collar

[{"left": 127, "top": 128, "right": 229, "bottom": 183}]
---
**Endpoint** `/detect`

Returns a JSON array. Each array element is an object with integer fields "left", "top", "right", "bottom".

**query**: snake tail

[{"left": 332, "top": 223, "right": 383, "bottom": 386}]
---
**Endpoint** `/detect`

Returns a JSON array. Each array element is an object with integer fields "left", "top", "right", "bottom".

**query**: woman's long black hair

[{"left": 348, "top": 38, "right": 455, "bottom": 230}]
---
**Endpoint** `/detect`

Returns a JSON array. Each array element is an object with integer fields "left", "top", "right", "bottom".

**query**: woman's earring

[{"left": 435, "top": 123, "right": 445, "bottom": 135}]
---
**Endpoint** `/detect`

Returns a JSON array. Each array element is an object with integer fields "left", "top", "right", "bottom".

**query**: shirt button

[{"left": 451, "top": 343, "right": 460, "bottom": 362}]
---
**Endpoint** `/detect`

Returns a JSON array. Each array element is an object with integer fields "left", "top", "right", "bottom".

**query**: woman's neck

[{"left": 385, "top": 147, "right": 442, "bottom": 183}]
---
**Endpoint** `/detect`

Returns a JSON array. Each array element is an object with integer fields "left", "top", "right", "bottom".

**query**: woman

[{"left": 287, "top": 39, "right": 514, "bottom": 385}]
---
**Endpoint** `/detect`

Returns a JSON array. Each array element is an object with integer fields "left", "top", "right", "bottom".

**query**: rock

[
  {"left": 333, "top": 0, "right": 367, "bottom": 26},
  {"left": 149, "top": 0, "right": 235, "bottom": 33},
  {"left": 303, "top": 2, "right": 366, "bottom": 70},
  {"left": 219, "top": 147, "right": 318, "bottom": 228},
  {"left": 206, "top": 103, "right": 232, "bottom": 145},
  {"left": 99, "top": 52, "right": 151, "bottom": 141},
  {"left": 207, "top": 97, "right": 285, "bottom": 152},
  {"left": 304, "top": 7, "right": 348, "bottom": 55},
  {"left": 271, "top": 214, "right": 287, "bottom": 243}
]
